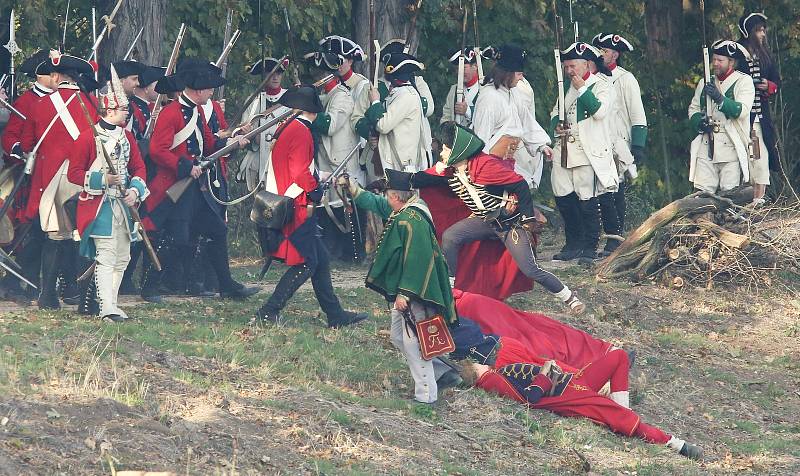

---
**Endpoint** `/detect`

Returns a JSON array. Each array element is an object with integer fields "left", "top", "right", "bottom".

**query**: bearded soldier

[
  {"left": 238, "top": 57, "right": 291, "bottom": 191},
  {"left": 737, "top": 13, "right": 781, "bottom": 206},
  {"left": 688, "top": 40, "right": 754, "bottom": 194},
  {"left": 440, "top": 47, "right": 480, "bottom": 128},
  {"left": 67, "top": 66, "right": 149, "bottom": 323},
  {"left": 346, "top": 169, "right": 461, "bottom": 404},
  {"left": 18, "top": 52, "right": 99, "bottom": 309},
  {"left": 591, "top": 33, "right": 648, "bottom": 238},
  {"left": 365, "top": 52, "right": 430, "bottom": 173},
  {"left": 550, "top": 42, "right": 618, "bottom": 265},
  {"left": 253, "top": 86, "right": 367, "bottom": 329},
  {"left": 141, "top": 58, "right": 257, "bottom": 302},
  {"left": 304, "top": 51, "right": 364, "bottom": 262}
]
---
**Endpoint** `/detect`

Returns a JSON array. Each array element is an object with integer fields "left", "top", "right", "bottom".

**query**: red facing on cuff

[
  {"left": 530, "top": 373, "right": 553, "bottom": 393},
  {"left": 766, "top": 80, "right": 778, "bottom": 96}
]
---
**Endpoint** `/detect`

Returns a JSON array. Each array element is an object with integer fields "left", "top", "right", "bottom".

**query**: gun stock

[{"left": 144, "top": 23, "right": 187, "bottom": 139}]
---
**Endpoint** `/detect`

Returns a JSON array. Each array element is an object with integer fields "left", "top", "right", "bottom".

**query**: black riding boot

[
  {"left": 309, "top": 244, "right": 367, "bottom": 328},
  {"left": 255, "top": 264, "right": 314, "bottom": 323},
  {"left": 553, "top": 193, "right": 583, "bottom": 262},
  {"left": 578, "top": 197, "right": 602, "bottom": 265},
  {"left": 38, "top": 239, "right": 61, "bottom": 310},
  {"left": 78, "top": 271, "right": 99, "bottom": 316},
  {"left": 120, "top": 242, "right": 142, "bottom": 295},
  {"left": 598, "top": 192, "right": 622, "bottom": 256},
  {"left": 59, "top": 241, "right": 81, "bottom": 305}
]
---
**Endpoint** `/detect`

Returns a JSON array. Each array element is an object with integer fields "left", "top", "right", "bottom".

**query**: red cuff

[
  {"left": 532, "top": 373, "right": 553, "bottom": 392},
  {"left": 766, "top": 80, "right": 778, "bottom": 96}
]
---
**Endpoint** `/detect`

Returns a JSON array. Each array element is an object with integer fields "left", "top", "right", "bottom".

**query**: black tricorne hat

[
  {"left": 738, "top": 12, "right": 767, "bottom": 38},
  {"left": 560, "top": 42, "right": 594, "bottom": 61},
  {"left": 381, "top": 39, "right": 407, "bottom": 56},
  {"left": 155, "top": 74, "right": 185, "bottom": 94},
  {"left": 712, "top": 40, "right": 748, "bottom": 61},
  {"left": 495, "top": 44, "right": 527, "bottom": 72},
  {"left": 304, "top": 51, "right": 342, "bottom": 73},
  {"left": 448, "top": 47, "right": 478, "bottom": 65},
  {"left": 319, "top": 35, "right": 366, "bottom": 62},
  {"left": 177, "top": 58, "right": 225, "bottom": 90},
  {"left": 384, "top": 168, "right": 413, "bottom": 191},
  {"left": 20, "top": 50, "right": 52, "bottom": 78},
  {"left": 249, "top": 57, "right": 289, "bottom": 76},
  {"left": 138, "top": 66, "right": 166, "bottom": 87},
  {"left": 111, "top": 60, "right": 145, "bottom": 79},
  {"left": 591, "top": 33, "right": 634, "bottom": 53},
  {"left": 48, "top": 51, "right": 94, "bottom": 78},
  {"left": 279, "top": 85, "right": 323, "bottom": 113},
  {"left": 383, "top": 52, "right": 424, "bottom": 80}
]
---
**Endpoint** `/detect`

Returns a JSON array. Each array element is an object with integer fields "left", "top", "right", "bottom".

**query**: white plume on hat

[{"left": 102, "top": 64, "right": 129, "bottom": 110}]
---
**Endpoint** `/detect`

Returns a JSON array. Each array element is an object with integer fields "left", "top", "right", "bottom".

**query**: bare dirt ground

[{"left": 1, "top": 248, "right": 799, "bottom": 475}]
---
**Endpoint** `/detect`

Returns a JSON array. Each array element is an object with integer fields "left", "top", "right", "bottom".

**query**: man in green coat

[{"left": 344, "top": 169, "right": 460, "bottom": 404}]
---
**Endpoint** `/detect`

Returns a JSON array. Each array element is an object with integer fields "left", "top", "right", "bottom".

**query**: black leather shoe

[
  {"left": 254, "top": 305, "right": 282, "bottom": 325},
  {"left": 220, "top": 284, "right": 260, "bottom": 299},
  {"left": 552, "top": 248, "right": 582, "bottom": 262},
  {"left": 679, "top": 442, "right": 704, "bottom": 461},
  {"left": 102, "top": 314, "right": 124, "bottom": 323},
  {"left": 327, "top": 311, "right": 368, "bottom": 329},
  {"left": 436, "top": 370, "right": 463, "bottom": 391},
  {"left": 577, "top": 250, "right": 598, "bottom": 266}
]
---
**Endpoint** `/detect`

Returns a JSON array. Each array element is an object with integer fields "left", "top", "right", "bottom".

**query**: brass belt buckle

[
  {"left": 567, "top": 134, "right": 576, "bottom": 143},
  {"left": 712, "top": 123, "right": 721, "bottom": 133}
]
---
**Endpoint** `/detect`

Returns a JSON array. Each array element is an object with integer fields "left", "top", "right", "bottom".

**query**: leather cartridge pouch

[{"left": 250, "top": 189, "right": 295, "bottom": 230}]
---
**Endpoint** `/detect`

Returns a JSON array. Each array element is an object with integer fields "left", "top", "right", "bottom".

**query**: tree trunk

[
  {"left": 96, "top": 0, "right": 167, "bottom": 67},
  {"left": 351, "top": 0, "right": 421, "bottom": 76},
  {"left": 644, "top": 0, "right": 682, "bottom": 65}
]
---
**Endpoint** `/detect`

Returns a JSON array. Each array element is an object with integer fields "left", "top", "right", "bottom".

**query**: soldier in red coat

[
  {"left": 0, "top": 50, "right": 56, "bottom": 300},
  {"left": 18, "top": 52, "right": 98, "bottom": 309},
  {"left": 140, "top": 59, "right": 257, "bottom": 302},
  {"left": 254, "top": 86, "right": 366, "bottom": 328},
  {"left": 67, "top": 65, "right": 149, "bottom": 322}
]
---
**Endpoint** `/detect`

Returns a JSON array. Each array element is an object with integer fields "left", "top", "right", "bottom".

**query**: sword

[
  {"left": 0, "top": 254, "right": 37, "bottom": 289},
  {"left": 86, "top": 0, "right": 124, "bottom": 61},
  {"left": 4, "top": 9, "right": 21, "bottom": 100},
  {"left": 123, "top": 27, "right": 144, "bottom": 60}
]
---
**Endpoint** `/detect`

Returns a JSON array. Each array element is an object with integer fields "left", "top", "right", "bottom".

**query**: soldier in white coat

[
  {"left": 355, "top": 40, "right": 434, "bottom": 178},
  {"left": 364, "top": 52, "right": 430, "bottom": 173},
  {"left": 688, "top": 40, "right": 754, "bottom": 194},
  {"left": 305, "top": 51, "right": 364, "bottom": 262},
  {"left": 238, "top": 58, "right": 291, "bottom": 190},
  {"left": 472, "top": 44, "right": 552, "bottom": 172},
  {"left": 549, "top": 42, "right": 618, "bottom": 264},
  {"left": 440, "top": 47, "right": 481, "bottom": 128},
  {"left": 592, "top": 33, "right": 648, "bottom": 253}
]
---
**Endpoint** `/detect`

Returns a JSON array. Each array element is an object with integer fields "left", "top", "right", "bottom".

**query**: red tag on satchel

[{"left": 415, "top": 314, "right": 456, "bottom": 360}]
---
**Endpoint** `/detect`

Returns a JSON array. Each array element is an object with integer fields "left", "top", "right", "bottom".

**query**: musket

[
  {"left": 0, "top": 94, "right": 25, "bottom": 120},
  {"left": 216, "top": 9, "right": 239, "bottom": 100},
  {"left": 86, "top": 0, "right": 124, "bottom": 61},
  {"left": 568, "top": 0, "right": 579, "bottom": 42},
  {"left": 404, "top": 0, "right": 423, "bottom": 53},
  {"left": 283, "top": 7, "right": 302, "bottom": 85},
  {"left": 74, "top": 93, "right": 162, "bottom": 272},
  {"left": 472, "top": 0, "right": 483, "bottom": 83},
  {"left": 143, "top": 23, "right": 187, "bottom": 139},
  {"left": 225, "top": 55, "right": 291, "bottom": 133},
  {"left": 123, "top": 27, "right": 144, "bottom": 61},
  {"left": 699, "top": 0, "right": 714, "bottom": 159},
  {"left": 552, "top": 0, "right": 569, "bottom": 169},
  {"left": 4, "top": 9, "right": 21, "bottom": 100},
  {"left": 454, "top": 8, "right": 468, "bottom": 124},
  {"left": 167, "top": 110, "right": 299, "bottom": 203},
  {"left": 368, "top": 0, "right": 377, "bottom": 82}
]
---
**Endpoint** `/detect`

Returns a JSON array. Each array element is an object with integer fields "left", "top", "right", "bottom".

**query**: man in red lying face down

[{"left": 455, "top": 330, "right": 703, "bottom": 460}]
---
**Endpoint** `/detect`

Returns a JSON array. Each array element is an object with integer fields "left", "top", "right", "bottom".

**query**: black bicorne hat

[{"left": 279, "top": 85, "right": 323, "bottom": 113}]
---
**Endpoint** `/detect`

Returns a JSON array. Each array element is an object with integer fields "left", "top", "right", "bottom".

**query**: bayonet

[
  {"left": 0, "top": 94, "right": 25, "bottom": 120},
  {"left": 62, "top": 0, "right": 71, "bottom": 50},
  {"left": 283, "top": 7, "right": 302, "bottom": 85},
  {"left": 472, "top": 0, "right": 483, "bottom": 83},
  {"left": 216, "top": 9, "right": 238, "bottom": 100},
  {"left": 404, "top": 0, "right": 423, "bottom": 53},
  {"left": 699, "top": 0, "right": 715, "bottom": 159},
  {"left": 123, "top": 27, "right": 144, "bottom": 61},
  {"left": 552, "top": 0, "right": 569, "bottom": 168},
  {"left": 455, "top": 7, "right": 468, "bottom": 124}
]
